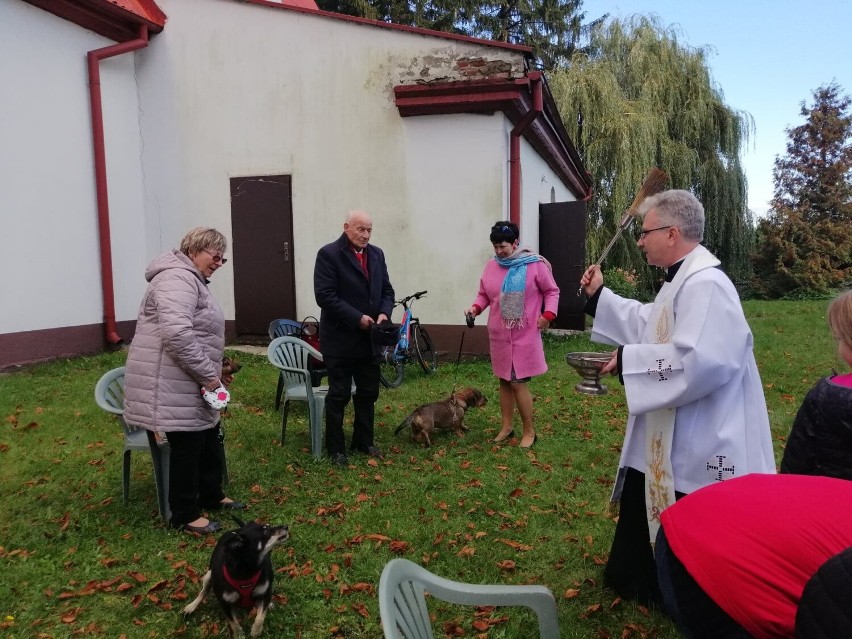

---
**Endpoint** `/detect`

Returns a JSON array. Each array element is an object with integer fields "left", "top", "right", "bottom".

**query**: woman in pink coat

[{"left": 466, "top": 222, "right": 560, "bottom": 448}]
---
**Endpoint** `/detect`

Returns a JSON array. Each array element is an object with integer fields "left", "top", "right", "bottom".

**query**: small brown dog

[
  {"left": 394, "top": 387, "right": 487, "bottom": 447},
  {"left": 222, "top": 356, "right": 241, "bottom": 379}
]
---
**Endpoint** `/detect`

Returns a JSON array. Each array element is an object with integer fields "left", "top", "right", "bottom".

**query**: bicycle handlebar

[{"left": 396, "top": 290, "right": 428, "bottom": 306}]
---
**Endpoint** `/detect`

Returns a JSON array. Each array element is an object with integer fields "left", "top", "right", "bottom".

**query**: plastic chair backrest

[
  {"left": 378, "top": 558, "right": 560, "bottom": 639},
  {"left": 268, "top": 319, "right": 304, "bottom": 340},
  {"left": 95, "top": 367, "right": 126, "bottom": 416},
  {"left": 268, "top": 336, "right": 323, "bottom": 383}
]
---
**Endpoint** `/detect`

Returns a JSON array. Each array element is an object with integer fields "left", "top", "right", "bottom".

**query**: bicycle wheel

[
  {"left": 379, "top": 347, "right": 405, "bottom": 388},
  {"left": 412, "top": 324, "right": 438, "bottom": 374}
]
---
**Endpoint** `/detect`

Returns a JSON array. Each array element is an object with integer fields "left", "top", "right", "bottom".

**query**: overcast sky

[{"left": 589, "top": 0, "right": 852, "bottom": 218}]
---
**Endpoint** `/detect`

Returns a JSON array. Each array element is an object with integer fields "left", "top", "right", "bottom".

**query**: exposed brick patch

[{"left": 456, "top": 57, "right": 512, "bottom": 80}]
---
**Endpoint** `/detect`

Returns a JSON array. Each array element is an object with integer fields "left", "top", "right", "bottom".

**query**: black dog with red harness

[{"left": 183, "top": 517, "right": 289, "bottom": 637}]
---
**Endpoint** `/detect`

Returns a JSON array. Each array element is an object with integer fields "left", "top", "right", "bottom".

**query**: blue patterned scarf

[{"left": 495, "top": 248, "right": 542, "bottom": 328}]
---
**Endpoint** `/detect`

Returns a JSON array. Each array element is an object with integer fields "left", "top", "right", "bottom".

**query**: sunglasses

[
  {"left": 492, "top": 224, "right": 516, "bottom": 236},
  {"left": 203, "top": 248, "right": 228, "bottom": 264}
]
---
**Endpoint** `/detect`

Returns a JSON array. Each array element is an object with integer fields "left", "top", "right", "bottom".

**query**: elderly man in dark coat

[{"left": 314, "top": 210, "right": 395, "bottom": 467}]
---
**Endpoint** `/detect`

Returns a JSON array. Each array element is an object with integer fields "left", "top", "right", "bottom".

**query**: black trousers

[
  {"left": 165, "top": 425, "right": 225, "bottom": 527},
  {"left": 324, "top": 355, "right": 380, "bottom": 456},
  {"left": 603, "top": 467, "right": 685, "bottom": 607},
  {"left": 655, "top": 526, "right": 751, "bottom": 638}
]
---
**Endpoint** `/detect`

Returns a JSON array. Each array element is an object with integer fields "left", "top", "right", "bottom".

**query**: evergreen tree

[
  {"left": 752, "top": 83, "right": 852, "bottom": 298},
  {"left": 548, "top": 16, "right": 754, "bottom": 293},
  {"left": 314, "top": 0, "right": 597, "bottom": 71},
  {"left": 460, "top": 0, "right": 602, "bottom": 70}
]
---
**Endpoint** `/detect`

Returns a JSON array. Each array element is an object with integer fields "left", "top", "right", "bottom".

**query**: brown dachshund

[
  {"left": 394, "top": 387, "right": 487, "bottom": 447},
  {"left": 221, "top": 356, "right": 241, "bottom": 378}
]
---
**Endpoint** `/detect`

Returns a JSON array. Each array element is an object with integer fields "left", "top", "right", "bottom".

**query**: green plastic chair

[
  {"left": 379, "top": 558, "right": 560, "bottom": 638},
  {"left": 269, "top": 335, "right": 340, "bottom": 459},
  {"left": 94, "top": 367, "right": 171, "bottom": 520},
  {"left": 268, "top": 319, "right": 305, "bottom": 410}
]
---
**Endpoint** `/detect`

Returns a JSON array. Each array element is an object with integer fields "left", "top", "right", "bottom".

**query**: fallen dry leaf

[
  {"left": 60, "top": 607, "right": 81, "bottom": 624},
  {"left": 389, "top": 540, "right": 409, "bottom": 554}
]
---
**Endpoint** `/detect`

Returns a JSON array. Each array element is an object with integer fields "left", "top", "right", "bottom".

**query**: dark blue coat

[{"left": 314, "top": 234, "right": 395, "bottom": 358}]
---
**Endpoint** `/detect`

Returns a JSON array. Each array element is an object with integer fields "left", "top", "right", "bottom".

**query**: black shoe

[
  {"left": 331, "top": 453, "right": 349, "bottom": 467},
  {"left": 358, "top": 445, "right": 383, "bottom": 458},
  {"left": 204, "top": 500, "right": 247, "bottom": 511},
  {"left": 182, "top": 520, "right": 222, "bottom": 535}
]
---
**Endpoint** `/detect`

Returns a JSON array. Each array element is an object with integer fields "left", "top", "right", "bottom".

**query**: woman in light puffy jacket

[{"left": 124, "top": 227, "right": 244, "bottom": 534}]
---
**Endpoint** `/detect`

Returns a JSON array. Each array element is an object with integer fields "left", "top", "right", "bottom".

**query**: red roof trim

[
  {"left": 23, "top": 0, "right": 165, "bottom": 41},
  {"left": 243, "top": 0, "right": 533, "bottom": 54},
  {"left": 394, "top": 79, "right": 592, "bottom": 198},
  {"left": 102, "top": 0, "right": 166, "bottom": 26}
]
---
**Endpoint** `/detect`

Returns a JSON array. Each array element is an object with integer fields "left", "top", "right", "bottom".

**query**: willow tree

[{"left": 548, "top": 16, "right": 754, "bottom": 293}]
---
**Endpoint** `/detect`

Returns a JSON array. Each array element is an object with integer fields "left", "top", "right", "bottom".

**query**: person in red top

[{"left": 655, "top": 473, "right": 852, "bottom": 638}]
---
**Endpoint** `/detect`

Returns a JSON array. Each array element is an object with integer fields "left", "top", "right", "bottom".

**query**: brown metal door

[
  {"left": 539, "top": 201, "right": 586, "bottom": 330},
  {"left": 231, "top": 175, "right": 296, "bottom": 339}
]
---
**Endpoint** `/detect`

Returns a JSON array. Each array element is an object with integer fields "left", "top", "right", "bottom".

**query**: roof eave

[
  {"left": 23, "top": 0, "right": 166, "bottom": 42},
  {"left": 394, "top": 79, "right": 592, "bottom": 198}
]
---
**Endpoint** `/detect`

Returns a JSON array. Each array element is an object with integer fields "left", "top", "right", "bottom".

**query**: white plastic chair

[
  {"left": 94, "top": 367, "right": 171, "bottom": 520},
  {"left": 378, "top": 558, "right": 561, "bottom": 638},
  {"left": 268, "top": 319, "right": 305, "bottom": 409},
  {"left": 267, "top": 336, "right": 331, "bottom": 459}
]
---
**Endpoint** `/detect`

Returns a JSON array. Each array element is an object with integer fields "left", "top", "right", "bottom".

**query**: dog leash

[{"left": 449, "top": 324, "right": 468, "bottom": 397}]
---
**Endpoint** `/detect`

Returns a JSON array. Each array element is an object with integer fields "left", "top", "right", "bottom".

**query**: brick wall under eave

[{"left": 396, "top": 49, "right": 525, "bottom": 86}]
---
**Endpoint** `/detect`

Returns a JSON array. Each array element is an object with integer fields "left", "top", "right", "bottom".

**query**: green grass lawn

[{"left": 0, "top": 300, "right": 841, "bottom": 638}]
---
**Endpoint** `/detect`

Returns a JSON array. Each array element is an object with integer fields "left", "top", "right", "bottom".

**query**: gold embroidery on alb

[
  {"left": 656, "top": 305, "right": 671, "bottom": 343},
  {"left": 648, "top": 431, "right": 672, "bottom": 522}
]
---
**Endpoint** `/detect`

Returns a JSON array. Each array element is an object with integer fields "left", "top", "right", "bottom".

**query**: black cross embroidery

[
  {"left": 706, "top": 455, "right": 736, "bottom": 481},
  {"left": 647, "top": 358, "right": 672, "bottom": 381}
]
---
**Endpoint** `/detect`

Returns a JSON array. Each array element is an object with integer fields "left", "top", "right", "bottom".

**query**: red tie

[{"left": 355, "top": 250, "right": 368, "bottom": 276}]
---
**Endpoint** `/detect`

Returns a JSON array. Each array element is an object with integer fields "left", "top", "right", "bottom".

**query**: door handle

[{"left": 283, "top": 242, "right": 289, "bottom": 262}]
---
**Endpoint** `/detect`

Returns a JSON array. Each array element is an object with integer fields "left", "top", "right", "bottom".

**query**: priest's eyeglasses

[{"left": 637, "top": 225, "right": 672, "bottom": 240}]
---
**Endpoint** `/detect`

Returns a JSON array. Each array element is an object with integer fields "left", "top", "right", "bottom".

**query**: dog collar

[{"left": 222, "top": 564, "right": 262, "bottom": 608}]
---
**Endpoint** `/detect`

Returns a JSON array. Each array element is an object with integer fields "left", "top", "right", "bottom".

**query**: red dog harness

[{"left": 223, "top": 565, "right": 262, "bottom": 608}]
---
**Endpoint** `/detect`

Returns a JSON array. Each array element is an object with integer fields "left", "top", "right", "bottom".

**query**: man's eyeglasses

[
  {"left": 637, "top": 225, "right": 672, "bottom": 240},
  {"left": 203, "top": 249, "right": 228, "bottom": 264}
]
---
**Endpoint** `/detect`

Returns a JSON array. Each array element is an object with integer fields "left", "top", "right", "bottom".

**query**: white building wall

[
  {"left": 391, "top": 113, "right": 508, "bottom": 323},
  {"left": 137, "top": 0, "right": 531, "bottom": 325},
  {"left": 1, "top": 0, "right": 581, "bottom": 351},
  {"left": 518, "top": 133, "right": 578, "bottom": 251},
  {"left": 0, "top": 0, "right": 147, "bottom": 334}
]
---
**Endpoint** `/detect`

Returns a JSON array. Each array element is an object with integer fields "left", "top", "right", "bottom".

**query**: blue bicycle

[{"left": 379, "top": 290, "right": 438, "bottom": 388}]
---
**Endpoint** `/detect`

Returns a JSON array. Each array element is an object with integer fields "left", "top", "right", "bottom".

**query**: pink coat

[{"left": 472, "top": 258, "right": 560, "bottom": 380}]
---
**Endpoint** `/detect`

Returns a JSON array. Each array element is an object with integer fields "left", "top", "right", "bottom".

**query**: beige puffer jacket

[{"left": 124, "top": 250, "right": 225, "bottom": 432}]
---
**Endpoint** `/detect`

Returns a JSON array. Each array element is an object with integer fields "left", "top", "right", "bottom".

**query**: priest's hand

[
  {"left": 601, "top": 350, "right": 618, "bottom": 375},
  {"left": 580, "top": 264, "right": 603, "bottom": 296}
]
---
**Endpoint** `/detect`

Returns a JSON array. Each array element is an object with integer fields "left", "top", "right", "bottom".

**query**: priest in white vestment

[{"left": 580, "top": 189, "right": 776, "bottom": 606}]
